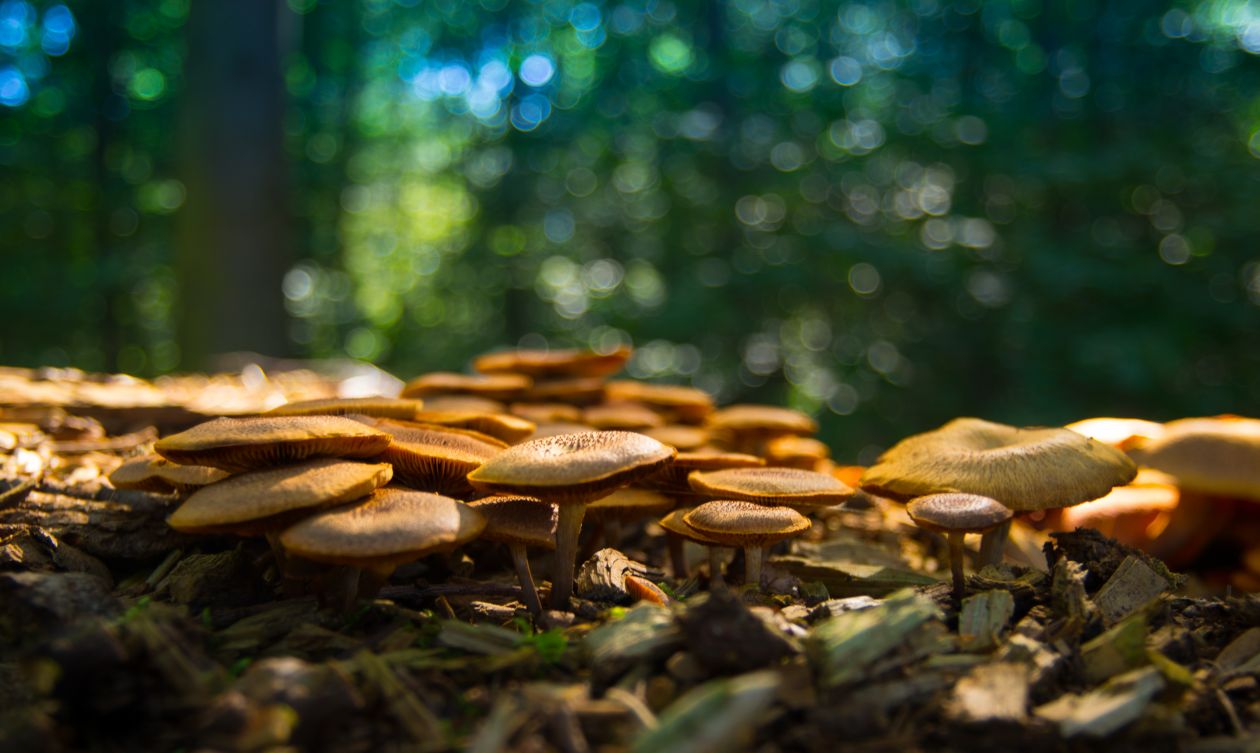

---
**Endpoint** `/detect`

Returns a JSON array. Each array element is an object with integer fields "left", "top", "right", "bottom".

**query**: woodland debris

[
  {"left": 806, "top": 588, "right": 945, "bottom": 688},
  {"left": 676, "top": 587, "right": 799, "bottom": 674},
  {"left": 629, "top": 670, "right": 780, "bottom": 753},
  {"left": 575, "top": 548, "right": 664, "bottom": 603},
  {"left": 1034, "top": 665, "right": 1166, "bottom": 737},
  {"left": 957, "top": 590, "right": 1015, "bottom": 653},
  {"left": 946, "top": 661, "right": 1031, "bottom": 724},
  {"left": 1094, "top": 554, "right": 1179, "bottom": 625}
]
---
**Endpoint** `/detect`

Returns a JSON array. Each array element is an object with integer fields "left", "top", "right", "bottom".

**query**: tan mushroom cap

[
  {"left": 586, "top": 487, "right": 674, "bottom": 519},
  {"left": 529, "top": 421, "right": 597, "bottom": 439},
  {"left": 109, "top": 454, "right": 230, "bottom": 495},
  {"left": 705, "top": 404, "right": 818, "bottom": 435},
  {"left": 510, "top": 402, "right": 583, "bottom": 424},
  {"left": 519, "top": 376, "right": 607, "bottom": 405},
  {"left": 155, "top": 416, "right": 392, "bottom": 472},
  {"left": 420, "top": 395, "right": 507, "bottom": 414},
  {"left": 658, "top": 507, "right": 723, "bottom": 545},
  {"left": 859, "top": 417, "right": 1138, "bottom": 512},
  {"left": 604, "top": 381, "right": 715, "bottom": 423},
  {"left": 1061, "top": 470, "right": 1180, "bottom": 528},
  {"left": 466, "top": 430, "right": 676, "bottom": 504},
  {"left": 407, "top": 411, "right": 536, "bottom": 444},
  {"left": 640, "top": 424, "right": 711, "bottom": 451},
  {"left": 582, "top": 402, "right": 664, "bottom": 430},
  {"left": 467, "top": 495, "right": 557, "bottom": 550},
  {"left": 266, "top": 397, "right": 425, "bottom": 420},
  {"left": 1125, "top": 415, "right": 1260, "bottom": 501},
  {"left": 763, "top": 435, "right": 831, "bottom": 468},
  {"left": 167, "top": 459, "right": 393, "bottom": 534},
  {"left": 370, "top": 421, "right": 506, "bottom": 496},
  {"left": 682, "top": 500, "right": 810, "bottom": 547},
  {"left": 645, "top": 449, "right": 765, "bottom": 492},
  {"left": 400, "top": 372, "right": 532, "bottom": 401},
  {"left": 279, "top": 486, "right": 486, "bottom": 569},
  {"left": 688, "top": 467, "right": 854, "bottom": 508},
  {"left": 473, "top": 345, "right": 632, "bottom": 378},
  {"left": 905, "top": 493, "right": 1013, "bottom": 535},
  {"left": 1065, "top": 417, "right": 1165, "bottom": 450}
]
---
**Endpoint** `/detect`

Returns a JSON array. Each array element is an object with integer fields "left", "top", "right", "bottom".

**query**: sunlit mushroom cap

[
  {"left": 645, "top": 450, "right": 765, "bottom": 492},
  {"left": 529, "top": 421, "right": 597, "bottom": 439},
  {"left": 640, "top": 424, "right": 711, "bottom": 451},
  {"left": 586, "top": 487, "right": 674, "bottom": 519},
  {"left": 520, "top": 376, "right": 607, "bottom": 405},
  {"left": 705, "top": 404, "right": 818, "bottom": 436},
  {"left": 407, "top": 411, "right": 535, "bottom": 444},
  {"left": 467, "top": 495, "right": 557, "bottom": 550},
  {"left": 167, "top": 459, "right": 393, "bottom": 534},
  {"left": 266, "top": 397, "right": 425, "bottom": 421},
  {"left": 682, "top": 500, "right": 810, "bottom": 547},
  {"left": 420, "top": 395, "right": 507, "bottom": 414},
  {"left": 582, "top": 402, "right": 664, "bottom": 430},
  {"left": 1125, "top": 415, "right": 1260, "bottom": 501},
  {"left": 279, "top": 487, "right": 486, "bottom": 568},
  {"left": 1061, "top": 470, "right": 1180, "bottom": 528},
  {"left": 658, "top": 507, "right": 723, "bottom": 545},
  {"left": 1065, "top": 417, "right": 1165, "bottom": 450},
  {"left": 905, "top": 493, "right": 1013, "bottom": 535},
  {"left": 466, "top": 431, "right": 676, "bottom": 504},
  {"left": 109, "top": 454, "right": 229, "bottom": 495},
  {"left": 155, "top": 416, "right": 392, "bottom": 472},
  {"left": 604, "top": 381, "right": 715, "bottom": 424},
  {"left": 688, "top": 467, "right": 853, "bottom": 508},
  {"left": 473, "top": 345, "right": 632, "bottom": 378},
  {"left": 858, "top": 417, "right": 1138, "bottom": 512},
  {"left": 370, "top": 421, "right": 506, "bottom": 496},
  {"left": 763, "top": 435, "right": 831, "bottom": 469},
  {"left": 400, "top": 372, "right": 532, "bottom": 401},
  {"left": 510, "top": 402, "right": 583, "bottom": 424}
]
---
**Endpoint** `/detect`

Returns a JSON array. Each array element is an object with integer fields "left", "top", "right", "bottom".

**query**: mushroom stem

[
  {"left": 550, "top": 502, "right": 587, "bottom": 609},
  {"left": 947, "top": 531, "right": 966, "bottom": 602},
  {"left": 744, "top": 546, "right": 764, "bottom": 589},
  {"left": 666, "top": 531, "right": 688, "bottom": 579},
  {"left": 978, "top": 517, "right": 1012, "bottom": 568},
  {"left": 509, "top": 541, "right": 543, "bottom": 616},
  {"left": 358, "top": 565, "right": 393, "bottom": 601},
  {"left": 708, "top": 547, "right": 725, "bottom": 587}
]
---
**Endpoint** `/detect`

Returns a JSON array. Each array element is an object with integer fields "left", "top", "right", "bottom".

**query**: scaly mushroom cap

[
  {"left": 369, "top": 421, "right": 505, "bottom": 496},
  {"left": 279, "top": 487, "right": 486, "bottom": 568},
  {"left": 1065, "top": 417, "right": 1165, "bottom": 450},
  {"left": 109, "top": 454, "right": 229, "bottom": 495},
  {"left": 400, "top": 372, "right": 532, "bottom": 401},
  {"left": 640, "top": 424, "right": 711, "bottom": 451},
  {"left": 406, "top": 411, "right": 535, "bottom": 444},
  {"left": 658, "top": 507, "right": 724, "bottom": 545},
  {"left": 682, "top": 500, "right": 810, "bottom": 547},
  {"left": 586, "top": 487, "right": 675, "bottom": 520},
  {"left": 905, "top": 493, "right": 1013, "bottom": 535},
  {"left": 645, "top": 450, "right": 765, "bottom": 492},
  {"left": 688, "top": 467, "right": 853, "bottom": 508},
  {"left": 859, "top": 417, "right": 1138, "bottom": 512},
  {"left": 705, "top": 404, "right": 818, "bottom": 436},
  {"left": 467, "top": 495, "right": 558, "bottom": 550},
  {"left": 1125, "top": 415, "right": 1260, "bottom": 501},
  {"left": 763, "top": 435, "right": 832, "bottom": 469},
  {"left": 466, "top": 430, "right": 676, "bottom": 505},
  {"left": 155, "top": 416, "right": 392, "bottom": 472},
  {"left": 266, "top": 397, "right": 425, "bottom": 420},
  {"left": 167, "top": 459, "right": 393, "bottom": 534},
  {"left": 473, "top": 345, "right": 632, "bottom": 378},
  {"left": 582, "top": 402, "right": 664, "bottom": 431},
  {"left": 604, "top": 380, "right": 715, "bottom": 424}
]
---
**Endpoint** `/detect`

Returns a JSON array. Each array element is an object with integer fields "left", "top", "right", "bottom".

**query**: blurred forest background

[{"left": 2, "top": 0, "right": 1259, "bottom": 460}]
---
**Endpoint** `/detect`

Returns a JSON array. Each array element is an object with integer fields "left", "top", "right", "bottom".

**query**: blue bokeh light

[
  {"left": 510, "top": 92, "right": 551, "bottom": 131},
  {"left": 0, "top": 65, "right": 30, "bottom": 106},
  {"left": 519, "top": 53, "right": 555, "bottom": 87},
  {"left": 570, "top": 3, "right": 601, "bottom": 33}
]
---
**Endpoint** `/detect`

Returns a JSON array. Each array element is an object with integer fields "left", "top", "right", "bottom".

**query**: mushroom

[
  {"left": 658, "top": 507, "right": 727, "bottom": 581},
  {"left": 682, "top": 501, "right": 810, "bottom": 588},
  {"left": 466, "top": 431, "right": 675, "bottom": 609},
  {"left": 472, "top": 345, "right": 632, "bottom": 379},
  {"left": 762, "top": 435, "right": 832, "bottom": 471},
  {"left": 640, "top": 424, "right": 712, "bottom": 451},
  {"left": 859, "top": 418, "right": 1137, "bottom": 567},
  {"left": 155, "top": 416, "right": 392, "bottom": 472},
  {"left": 584, "top": 487, "right": 675, "bottom": 551},
  {"left": 409, "top": 411, "right": 536, "bottom": 444},
  {"left": 109, "top": 454, "right": 229, "bottom": 496},
  {"left": 279, "top": 486, "right": 486, "bottom": 607},
  {"left": 687, "top": 467, "right": 854, "bottom": 512},
  {"left": 420, "top": 395, "right": 507, "bottom": 414},
  {"left": 704, "top": 404, "right": 818, "bottom": 455},
  {"left": 364, "top": 420, "right": 505, "bottom": 497},
  {"left": 400, "top": 372, "right": 532, "bottom": 401},
  {"left": 509, "top": 402, "right": 583, "bottom": 424},
  {"left": 604, "top": 380, "right": 715, "bottom": 424},
  {"left": 1059, "top": 469, "right": 1179, "bottom": 548},
  {"left": 581, "top": 402, "right": 665, "bottom": 431},
  {"left": 1065, "top": 417, "right": 1165, "bottom": 450},
  {"left": 905, "top": 492, "right": 1012, "bottom": 602},
  {"left": 519, "top": 376, "right": 608, "bottom": 406},
  {"left": 265, "top": 397, "right": 426, "bottom": 421},
  {"left": 466, "top": 495, "right": 557, "bottom": 615}
]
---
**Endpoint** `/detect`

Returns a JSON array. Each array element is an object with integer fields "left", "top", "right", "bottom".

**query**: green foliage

[{"left": 3, "top": 0, "right": 1260, "bottom": 457}]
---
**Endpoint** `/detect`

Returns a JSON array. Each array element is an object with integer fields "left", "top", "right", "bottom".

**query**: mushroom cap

[
  {"left": 905, "top": 492, "right": 1013, "bottom": 535},
  {"left": 519, "top": 376, "right": 607, "bottom": 405},
  {"left": 1061, "top": 470, "right": 1180, "bottom": 528},
  {"left": 509, "top": 402, "right": 583, "bottom": 424},
  {"left": 266, "top": 397, "right": 425, "bottom": 421},
  {"left": 473, "top": 345, "right": 632, "bottom": 378},
  {"left": 658, "top": 507, "right": 723, "bottom": 545},
  {"left": 1065, "top": 417, "right": 1165, "bottom": 449},
  {"left": 279, "top": 486, "right": 486, "bottom": 568},
  {"left": 582, "top": 402, "right": 664, "bottom": 431},
  {"left": 604, "top": 381, "right": 715, "bottom": 423},
  {"left": 369, "top": 421, "right": 505, "bottom": 496},
  {"left": 155, "top": 416, "right": 392, "bottom": 472},
  {"left": 167, "top": 459, "right": 393, "bottom": 534},
  {"left": 858, "top": 417, "right": 1138, "bottom": 512},
  {"left": 466, "top": 430, "right": 676, "bottom": 504},
  {"left": 640, "top": 424, "right": 711, "bottom": 451},
  {"left": 1125, "top": 415, "right": 1260, "bottom": 501},
  {"left": 466, "top": 495, "right": 557, "bottom": 550},
  {"left": 420, "top": 395, "right": 507, "bottom": 414},
  {"left": 109, "top": 454, "right": 229, "bottom": 494},
  {"left": 529, "top": 421, "right": 597, "bottom": 439},
  {"left": 687, "top": 467, "right": 854, "bottom": 508},
  {"left": 644, "top": 449, "right": 765, "bottom": 492},
  {"left": 586, "top": 487, "right": 674, "bottom": 519},
  {"left": 682, "top": 500, "right": 810, "bottom": 547},
  {"left": 705, "top": 404, "right": 818, "bottom": 436},
  {"left": 400, "top": 372, "right": 532, "bottom": 401},
  {"left": 763, "top": 435, "right": 832, "bottom": 468},
  {"left": 407, "top": 411, "right": 536, "bottom": 444}
]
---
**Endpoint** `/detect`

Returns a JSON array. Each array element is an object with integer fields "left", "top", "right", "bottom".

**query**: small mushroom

[
  {"left": 467, "top": 495, "right": 557, "bottom": 615},
  {"left": 155, "top": 415, "right": 392, "bottom": 472},
  {"left": 682, "top": 500, "right": 810, "bottom": 588},
  {"left": 400, "top": 372, "right": 532, "bottom": 401},
  {"left": 466, "top": 431, "right": 675, "bottom": 609},
  {"left": 687, "top": 467, "right": 854, "bottom": 511},
  {"left": 472, "top": 345, "right": 632, "bottom": 379},
  {"left": 762, "top": 435, "right": 831, "bottom": 471},
  {"left": 409, "top": 411, "right": 536, "bottom": 444},
  {"left": 265, "top": 397, "right": 426, "bottom": 421},
  {"left": 584, "top": 487, "right": 675, "bottom": 551},
  {"left": 658, "top": 507, "right": 727, "bottom": 581},
  {"left": 109, "top": 454, "right": 229, "bottom": 495},
  {"left": 365, "top": 420, "right": 506, "bottom": 497},
  {"left": 704, "top": 404, "right": 818, "bottom": 454},
  {"left": 582, "top": 402, "right": 664, "bottom": 431},
  {"left": 604, "top": 380, "right": 715, "bottom": 424},
  {"left": 905, "top": 492, "right": 1012, "bottom": 602}
]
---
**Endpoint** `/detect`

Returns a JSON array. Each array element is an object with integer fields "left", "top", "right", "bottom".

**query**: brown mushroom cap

[
  {"left": 400, "top": 372, "right": 532, "bottom": 401},
  {"left": 467, "top": 495, "right": 558, "bottom": 550},
  {"left": 279, "top": 486, "right": 486, "bottom": 568},
  {"left": 509, "top": 402, "right": 583, "bottom": 424},
  {"left": 763, "top": 435, "right": 832, "bottom": 469},
  {"left": 859, "top": 417, "right": 1138, "bottom": 512},
  {"left": 1061, "top": 470, "right": 1180, "bottom": 528},
  {"left": 1065, "top": 417, "right": 1165, "bottom": 449},
  {"left": 466, "top": 430, "right": 676, "bottom": 504},
  {"left": 905, "top": 493, "right": 1013, "bottom": 535},
  {"left": 586, "top": 487, "right": 674, "bottom": 520},
  {"left": 369, "top": 421, "right": 505, "bottom": 496},
  {"left": 266, "top": 397, "right": 425, "bottom": 420},
  {"left": 1125, "top": 415, "right": 1260, "bottom": 501},
  {"left": 644, "top": 450, "right": 766, "bottom": 492},
  {"left": 167, "top": 459, "right": 393, "bottom": 534},
  {"left": 109, "top": 454, "right": 230, "bottom": 495},
  {"left": 420, "top": 395, "right": 507, "bottom": 414},
  {"left": 519, "top": 376, "right": 608, "bottom": 405},
  {"left": 582, "top": 402, "right": 664, "bottom": 431},
  {"left": 682, "top": 500, "right": 810, "bottom": 547},
  {"left": 155, "top": 416, "right": 392, "bottom": 472},
  {"left": 658, "top": 507, "right": 723, "bottom": 545},
  {"left": 705, "top": 404, "right": 818, "bottom": 436},
  {"left": 473, "top": 345, "right": 632, "bottom": 378},
  {"left": 640, "top": 424, "right": 711, "bottom": 451},
  {"left": 406, "top": 411, "right": 536, "bottom": 444},
  {"left": 604, "top": 381, "right": 715, "bottom": 423},
  {"left": 688, "top": 467, "right": 854, "bottom": 508}
]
